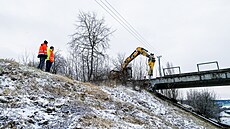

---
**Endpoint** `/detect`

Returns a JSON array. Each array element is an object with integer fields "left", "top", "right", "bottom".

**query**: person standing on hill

[
  {"left": 45, "top": 46, "right": 54, "bottom": 72},
  {"left": 37, "top": 40, "right": 48, "bottom": 70}
]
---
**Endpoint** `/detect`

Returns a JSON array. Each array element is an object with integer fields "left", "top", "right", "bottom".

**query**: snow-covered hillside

[{"left": 0, "top": 59, "right": 218, "bottom": 128}]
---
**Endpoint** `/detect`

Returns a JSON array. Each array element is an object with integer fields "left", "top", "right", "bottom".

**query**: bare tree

[
  {"left": 93, "top": 55, "right": 110, "bottom": 81},
  {"left": 28, "top": 54, "right": 38, "bottom": 67},
  {"left": 108, "top": 53, "right": 126, "bottom": 81},
  {"left": 111, "top": 53, "right": 126, "bottom": 71},
  {"left": 131, "top": 58, "right": 146, "bottom": 80},
  {"left": 186, "top": 89, "right": 220, "bottom": 119},
  {"left": 52, "top": 49, "right": 80, "bottom": 80},
  {"left": 50, "top": 50, "right": 67, "bottom": 74},
  {"left": 18, "top": 50, "right": 38, "bottom": 67},
  {"left": 68, "top": 11, "right": 114, "bottom": 81},
  {"left": 19, "top": 50, "right": 30, "bottom": 65},
  {"left": 165, "top": 62, "right": 174, "bottom": 75}
]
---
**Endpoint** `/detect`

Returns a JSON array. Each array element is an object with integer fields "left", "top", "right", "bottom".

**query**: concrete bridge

[{"left": 150, "top": 68, "right": 230, "bottom": 90}]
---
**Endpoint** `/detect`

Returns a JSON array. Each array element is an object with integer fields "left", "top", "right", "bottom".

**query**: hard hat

[
  {"left": 44, "top": 40, "right": 48, "bottom": 44},
  {"left": 50, "top": 46, "right": 54, "bottom": 49}
]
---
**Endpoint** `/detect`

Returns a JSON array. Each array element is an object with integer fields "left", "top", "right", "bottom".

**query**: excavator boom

[
  {"left": 122, "top": 47, "right": 155, "bottom": 76},
  {"left": 109, "top": 47, "right": 156, "bottom": 81}
]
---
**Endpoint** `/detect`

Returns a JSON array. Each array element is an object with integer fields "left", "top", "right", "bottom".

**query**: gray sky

[{"left": 1, "top": 0, "right": 230, "bottom": 99}]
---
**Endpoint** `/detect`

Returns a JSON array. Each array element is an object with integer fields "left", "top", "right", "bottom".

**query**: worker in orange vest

[
  {"left": 45, "top": 46, "right": 54, "bottom": 72},
  {"left": 37, "top": 40, "right": 48, "bottom": 70}
]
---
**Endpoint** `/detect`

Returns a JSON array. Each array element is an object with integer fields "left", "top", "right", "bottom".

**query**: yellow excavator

[{"left": 109, "top": 47, "right": 156, "bottom": 81}]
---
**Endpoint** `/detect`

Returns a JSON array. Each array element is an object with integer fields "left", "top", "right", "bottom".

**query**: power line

[
  {"left": 103, "top": 0, "right": 154, "bottom": 50},
  {"left": 95, "top": 0, "right": 156, "bottom": 53},
  {"left": 95, "top": 0, "right": 145, "bottom": 45}
]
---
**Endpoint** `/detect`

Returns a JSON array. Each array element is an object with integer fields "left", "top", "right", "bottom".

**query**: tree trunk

[
  {"left": 89, "top": 46, "right": 94, "bottom": 81},
  {"left": 82, "top": 54, "right": 86, "bottom": 82}
]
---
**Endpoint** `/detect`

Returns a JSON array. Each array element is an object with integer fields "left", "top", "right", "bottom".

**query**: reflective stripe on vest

[{"left": 38, "top": 43, "right": 47, "bottom": 55}]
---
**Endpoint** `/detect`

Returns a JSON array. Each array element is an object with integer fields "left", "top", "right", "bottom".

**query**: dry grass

[
  {"left": 122, "top": 115, "right": 145, "bottom": 125},
  {"left": 0, "top": 58, "right": 16, "bottom": 63},
  {"left": 2, "top": 88, "right": 12, "bottom": 96},
  {"left": 81, "top": 82, "right": 110, "bottom": 101},
  {"left": 0, "top": 59, "right": 19, "bottom": 68},
  {"left": 52, "top": 74, "right": 76, "bottom": 84},
  {"left": 86, "top": 88, "right": 110, "bottom": 101},
  {"left": 42, "top": 85, "right": 69, "bottom": 97},
  {"left": 94, "top": 80, "right": 121, "bottom": 88},
  {"left": 79, "top": 114, "right": 113, "bottom": 128}
]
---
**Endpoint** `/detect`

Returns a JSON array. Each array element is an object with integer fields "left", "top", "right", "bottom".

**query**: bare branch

[{"left": 68, "top": 11, "right": 114, "bottom": 81}]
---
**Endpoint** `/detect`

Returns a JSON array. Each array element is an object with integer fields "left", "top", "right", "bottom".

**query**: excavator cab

[
  {"left": 108, "top": 67, "right": 132, "bottom": 83},
  {"left": 124, "top": 67, "right": 132, "bottom": 79}
]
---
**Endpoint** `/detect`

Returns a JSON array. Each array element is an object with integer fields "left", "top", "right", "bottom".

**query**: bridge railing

[
  {"left": 163, "top": 66, "right": 181, "bottom": 76},
  {"left": 161, "top": 61, "right": 220, "bottom": 77},
  {"left": 197, "top": 61, "right": 219, "bottom": 72}
]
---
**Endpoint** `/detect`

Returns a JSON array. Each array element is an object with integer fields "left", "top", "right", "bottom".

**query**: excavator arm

[
  {"left": 122, "top": 47, "right": 155, "bottom": 77},
  {"left": 109, "top": 47, "right": 156, "bottom": 81}
]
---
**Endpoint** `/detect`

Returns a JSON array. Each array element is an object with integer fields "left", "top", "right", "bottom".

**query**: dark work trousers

[
  {"left": 45, "top": 60, "right": 53, "bottom": 72},
  {"left": 37, "top": 57, "right": 46, "bottom": 70}
]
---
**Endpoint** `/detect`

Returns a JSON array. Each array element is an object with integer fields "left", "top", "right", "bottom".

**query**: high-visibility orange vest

[
  {"left": 38, "top": 43, "right": 48, "bottom": 55},
  {"left": 49, "top": 49, "right": 54, "bottom": 62},
  {"left": 46, "top": 48, "right": 54, "bottom": 62}
]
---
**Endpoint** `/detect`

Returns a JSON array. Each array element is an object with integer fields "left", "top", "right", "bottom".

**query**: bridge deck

[{"left": 149, "top": 68, "right": 230, "bottom": 90}]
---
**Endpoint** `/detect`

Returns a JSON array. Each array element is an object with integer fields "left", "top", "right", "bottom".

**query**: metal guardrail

[
  {"left": 197, "top": 61, "right": 219, "bottom": 72},
  {"left": 163, "top": 66, "right": 181, "bottom": 76},
  {"left": 160, "top": 61, "right": 220, "bottom": 77}
]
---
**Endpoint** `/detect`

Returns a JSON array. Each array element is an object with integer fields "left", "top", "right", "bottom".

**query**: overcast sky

[{"left": 1, "top": 0, "right": 230, "bottom": 99}]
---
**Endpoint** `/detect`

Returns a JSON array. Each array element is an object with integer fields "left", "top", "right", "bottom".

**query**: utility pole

[{"left": 157, "top": 56, "right": 162, "bottom": 77}]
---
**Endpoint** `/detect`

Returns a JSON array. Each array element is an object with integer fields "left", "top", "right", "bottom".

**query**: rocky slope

[{"left": 0, "top": 59, "right": 218, "bottom": 129}]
